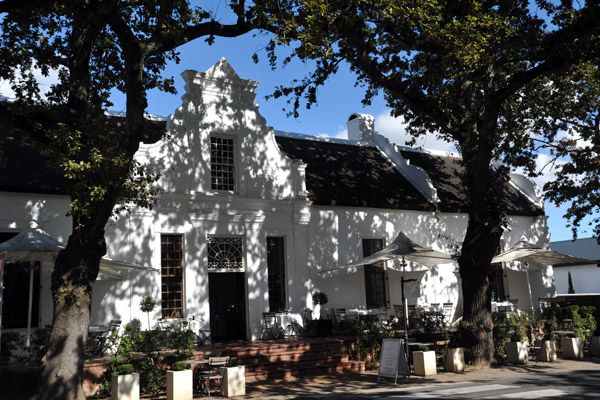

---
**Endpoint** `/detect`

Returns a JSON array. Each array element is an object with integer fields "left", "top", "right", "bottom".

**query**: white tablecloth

[
  {"left": 89, "top": 324, "right": 108, "bottom": 334},
  {"left": 492, "top": 301, "right": 516, "bottom": 312},
  {"left": 416, "top": 306, "right": 444, "bottom": 315},
  {"left": 275, "top": 312, "right": 303, "bottom": 335},
  {"left": 347, "top": 309, "right": 380, "bottom": 319}
]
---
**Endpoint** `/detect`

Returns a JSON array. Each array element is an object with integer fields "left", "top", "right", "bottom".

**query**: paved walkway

[{"left": 239, "top": 357, "right": 600, "bottom": 399}]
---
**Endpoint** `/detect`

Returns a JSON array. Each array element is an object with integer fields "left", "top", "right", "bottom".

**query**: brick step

[
  {"left": 235, "top": 351, "right": 345, "bottom": 364},
  {"left": 226, "top": 346, "right": 349, "bottom": 364},
  {"left": 245, "top": 360, "right": 365, "bottom": 382},
  {"left": 207, "top": 340, "right": 348, "bottom": 357},
  {"left": 241, "top": 354, "right": 350, "bottom": 374}
]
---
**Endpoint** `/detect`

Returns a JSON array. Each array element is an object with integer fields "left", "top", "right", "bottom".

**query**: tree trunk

[{"left": 36, "top": 217, "right": 107, "bottom": 400}]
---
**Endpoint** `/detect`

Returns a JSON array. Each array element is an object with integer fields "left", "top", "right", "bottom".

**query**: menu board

[{"left": 378, "top": 338, "right": 409, "bottom": 383}]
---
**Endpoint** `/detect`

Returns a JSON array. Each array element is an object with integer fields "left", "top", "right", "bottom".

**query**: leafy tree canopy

[{"left": 258, "top": 0, "right": 600, "bottom": 366}]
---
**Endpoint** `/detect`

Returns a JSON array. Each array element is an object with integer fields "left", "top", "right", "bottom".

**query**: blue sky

[{"left": 1, "top": 31, "right": 593, "bottom": 242}]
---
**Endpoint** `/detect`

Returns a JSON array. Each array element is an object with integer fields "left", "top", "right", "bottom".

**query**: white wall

[{"left": 554, "top": 265, "right": 600, "bottom": 294}]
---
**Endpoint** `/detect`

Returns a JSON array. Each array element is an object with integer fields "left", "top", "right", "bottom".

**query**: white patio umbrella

[
  {"left": 492, "top": 238, "right": 594, "bottom": 310},
  {"left": 320, "top": 231, "right": 454, "bottom": 274},
  {"left": 320, "top": 231, "right": 454, "bottom": 356},
  {"left": 0, "top": 222, "right": 157, "bottom": 346}
]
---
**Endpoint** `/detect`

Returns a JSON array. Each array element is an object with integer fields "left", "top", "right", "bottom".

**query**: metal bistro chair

[
  {"left": 261, "top": 312, "right": 283, "bottom": 340},
  {"left": 97, "top": 319, "right": 121, "bottom": 355},
  {"left": 442, "top": 303, "right": 453, "bottom": 324},
  {"left": 197, "top": 356, "right": 230, "bottom": 397}
]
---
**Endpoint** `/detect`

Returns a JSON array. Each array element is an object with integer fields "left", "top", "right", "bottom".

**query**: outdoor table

[
  {"left": 183, "top": 359, "right": 210, "bottom": 393},
  {"left": 416, "top": 306, "right": 444, "bottom": 315},
  {"left": 492, "top": 301, "right": 516, "bottom": 312},
  {"left": 275, "top": 312, "right": 303, "bottom": 337},
  {"left": 347, "top": 308, "right": 380, "bottom": 321}
]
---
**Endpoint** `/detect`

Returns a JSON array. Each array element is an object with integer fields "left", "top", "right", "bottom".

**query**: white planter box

[
  {"left": 413, "top": 351, "right": 437, "bottom": 376},
  {"left": 443, "top": 347, "right": 465, "bottom": 372},
  {"left": 505, "top": 341, "right": 528, "bottom": 364},
  {"left": 535, "top": 340, "right": 556, "bottom": 362},
  {"left": 112, "top": 373, "right": 139, "bottom": 400},
  {"left": 561, "top": 337, "right": 583, "bottom": 359},
  {"left": 167, "top": 369, "right": 193, "bottom": 400},
  {"left": 219, "top": 366, "right": 246, "bottom": 397},
  {"left": 589, "top": 336, "right": 600, "bottom": 356}
]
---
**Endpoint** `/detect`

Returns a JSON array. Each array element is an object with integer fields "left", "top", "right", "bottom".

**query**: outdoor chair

[
  {"left": 197, "top": 356, "right": 230, "bottom": 397},
  {"left": 442, "top": 303, "right": 453, "bottom": 323},
  {"left": 96, "top": 319, "right": 121, "bottom": 355},
  {"left": 378, "top": 306, "right": 389, "bottom": 319},
  {"left": 407, "top": 305, "right": 418, "bottom": 329},
  {"left": 261, "top": 312, "right": 283, "bottom": 340},
  {"left": 509, "top": 299, "right": 519, "bottom": 309}
]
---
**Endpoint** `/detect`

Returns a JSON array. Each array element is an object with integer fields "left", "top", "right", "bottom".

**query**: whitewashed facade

[{"left": 0, "top": 59, "right": 556, "bottom": 340}]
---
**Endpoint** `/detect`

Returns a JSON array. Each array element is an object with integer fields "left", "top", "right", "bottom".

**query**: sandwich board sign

[{"left": 378, "top": 338, "right": 409, "bottom": 383}]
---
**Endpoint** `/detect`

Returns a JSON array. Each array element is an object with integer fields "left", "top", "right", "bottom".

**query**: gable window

[
  {"left": 210, "top": 136, "right": 235, "bottom": 191},
  {"left": 266, "top": 237, "right": 286, "bottom": 312},
  {"left": 363, "top": 238, "right": 387, "bottom": 309},
  {"left": 161, "top": 234, "right": 184, "bottom": 318}
]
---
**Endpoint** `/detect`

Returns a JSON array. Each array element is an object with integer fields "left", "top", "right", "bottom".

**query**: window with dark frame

[
  {"left": 210, "top": 136, "right": 235, "bottom": 191},
  {"left": 161, "top": 234, "right": 184, "bottom": 318},
  {"left": 266, "top": 237, "right": 286, "bottom": 312},
  {"left": 363, "top": 238, "right": 387, "bottom": 309},
  {"left": 491, "top": 245, "right": 506, "bottom": 301}
]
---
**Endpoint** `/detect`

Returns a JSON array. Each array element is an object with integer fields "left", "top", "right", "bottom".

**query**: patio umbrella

[
  {"left": 491, "top": 238, "right": 594, "bottom": 310},
  {"left": 320, "top": 231, "right": 454, "bottom": 356},
  {"left": 0, "top": 222, "right": 157, "bottom": 346},
  {"left": 320, "top": 231, "right": 454, "bottom": 274}
]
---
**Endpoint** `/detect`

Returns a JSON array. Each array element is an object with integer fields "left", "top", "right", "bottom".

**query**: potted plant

[
  {"left": 561, "top": 333, "right": 584, "bottom": 359},
  {"left": 218, "top": 357, "right": 246, "bottom": 397},
  {"left": 112, "top": 363, "right": 139, "bottom": 400},
  {"left": 537, "top": 320, "right": 557, "bottom": 362},
  {"left": 140, "top": 295, "right": 157, "bottom": 331},
  {"left": 444, "top": 332, "right": 465, "bottom": 372},
  {"left": 307, "top": 292, "right": 332, "bottom": 337},
  {"left": 166, "top": 361, "right": 192, "bottom": 400},
  {"left": 504, "top": 313, "right": 529, "bottom": 365}
]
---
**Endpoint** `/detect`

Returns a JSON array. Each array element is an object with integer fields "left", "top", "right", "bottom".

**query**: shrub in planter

[
  {"left": 167, "top": 361, "right": 192, "bottom": 400},
  {"left": 112, "top": 363, "right": 139, "bottom": 400}
]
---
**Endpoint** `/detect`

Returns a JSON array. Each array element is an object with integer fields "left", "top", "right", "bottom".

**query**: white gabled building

[{"left": 0, "top": 59, "right": 555, "bottom": 340}]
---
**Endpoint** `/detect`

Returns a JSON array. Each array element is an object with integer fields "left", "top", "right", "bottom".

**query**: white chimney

[{"left": 347, "top": 113, "right": 375, "bottom": 141}]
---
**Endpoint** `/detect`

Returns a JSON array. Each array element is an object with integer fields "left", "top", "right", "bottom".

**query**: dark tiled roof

[
  {"left": 275, "top": 136, "right": 434, "bottom": 211},
  {"left": 400, "top": 150, "right": 543, "bottom": 216},
  {"left": 276, "top": 135, "right": 542, "bottom": 216},
  {"left": 0, "top": 116, "right": 166, "bottom": 194},
  {"left": 0, "top": 127, "right": 66, "bottom": 194}
]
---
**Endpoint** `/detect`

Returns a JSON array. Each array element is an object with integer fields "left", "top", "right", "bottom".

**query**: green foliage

[
  {"left": 170, "top": 361, "right": 190, "bottom": 371},
  {"left": 167, "top": 321, "right": 195, "bottom": 359},
  {"left": 140, "top": 296, "right": 157, "bottom": 313},
  {"left": 312, "top": 291, "right": 328, "bottom": 305},
  {"left": 492, "top": 311, "right": 531, "bottom": 357},
  {"left": 0, "top": 331, "right": 24, "bottom": 364},
  {"left": 226, "top": 357, "right": 239, "bottom": 367},
  {"left": 543, "top": 305, "right": 596, "bottom": 341},
  {"left": 114, "top": 363, "right": 135, "bottom": 375}
]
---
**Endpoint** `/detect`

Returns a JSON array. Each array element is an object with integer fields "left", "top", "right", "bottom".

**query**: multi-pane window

[
  {"left": 161, "top": 234, "right": 183, "bottom": 318},
  {"left": 363, "top": 238, "right": 387, "bottom": 309},
  {"left": 207, "top": 236, "right": 244, "bottom": 271},
  {"left": 266, "top": 237, "right": 286, "bottom": 312},
  {"left": 210, "top": 136, "right": 235, "bottom": 191}
]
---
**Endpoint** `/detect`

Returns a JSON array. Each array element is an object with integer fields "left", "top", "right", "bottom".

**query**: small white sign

[{"left": 378, "top": 338, "right": 409, "bottom": 383}]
